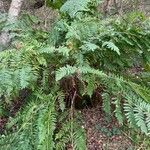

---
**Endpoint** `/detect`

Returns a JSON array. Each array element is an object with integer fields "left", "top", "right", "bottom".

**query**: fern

[
  {"left": 56, "top": 65, "right": 150, "bottom": 134},
  {"left": 55, "top": 119, "right": 86, "bottom": 150},
  {"left": 84, "top": 75, "right": 96, "bottom": 97},
  {"left": 0, "top": 0, "right": 150, "bottom": 149},
  {"left": 0, "top": 90, "right": 86, "bottom": 149},
  {"left": 102, "top": 92, "right": 111, "bottom": 115},
  {"left": 134, "top": 105, "right": 148, "bottom": 134},
  {"left": 60, "top": 0, "right": 100, "bottom": 18},
  {"left": 102, "top": 41, "right": 120, "bottom": 55},
  {"left": 129, "top": 82, "right": 150, "bottom": 103},
  {"left": 124, "top": 93, "right": 150, "bottom": 135},
  {"left": 55, "top": 120, "right": 71, "bottom": 149},
  {"left": 73, "top": 123, "right": 86, "bottom": 150},
  {"left": 124, "top": 103, "right": 137, "bottom": 128},
  {"left": 113, "top": 96, "right": 124, "bottom": 125}
]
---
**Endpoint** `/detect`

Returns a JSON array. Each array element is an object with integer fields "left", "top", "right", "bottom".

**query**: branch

[{"left": 102, "top": 0, "right": 111, "bottom": 16}]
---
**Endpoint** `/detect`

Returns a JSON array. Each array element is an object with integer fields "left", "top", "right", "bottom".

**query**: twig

[{"left": 70, "top": 90, "right": 76, "bottom": 150}]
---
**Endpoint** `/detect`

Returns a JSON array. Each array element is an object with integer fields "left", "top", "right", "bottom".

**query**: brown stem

[
  {"left": 70, "top": 91, "right": 76, "bottom": 119},
  {"left": 103, "top": 0, "right": 111, "bottom": 16},
  {"left": 70, "top": 90, "right": 76, "bottom": 150}
]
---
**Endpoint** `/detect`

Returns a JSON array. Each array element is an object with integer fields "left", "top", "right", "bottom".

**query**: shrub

[{"left": 0, "top": 0, "right": 150, "bottom": 149}]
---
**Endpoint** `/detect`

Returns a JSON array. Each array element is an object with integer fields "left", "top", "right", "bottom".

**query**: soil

[{"left": 81, "top": 104, "right": 133, "bottom": 150}]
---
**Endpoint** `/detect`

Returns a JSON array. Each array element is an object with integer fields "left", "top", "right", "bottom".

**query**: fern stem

[{"left": 70, "top": 91, "right": 76, "bottom": 150}]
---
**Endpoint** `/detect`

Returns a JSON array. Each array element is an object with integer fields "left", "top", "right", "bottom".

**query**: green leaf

[
  {"left": 81, "top": 41, "right": 99, "bottom": 52},
  {"left": 60, "top": 0, "right": 91, "bottom": 18},
  {"left": 102, "top": 41, "right": 120, "bottom": 55}
]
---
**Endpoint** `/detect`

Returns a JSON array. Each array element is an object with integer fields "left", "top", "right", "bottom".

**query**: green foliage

[
  {"left": 0, "top": 0, "right": 150, "bottom": 149},
  {"left": 0, "top": 49, "right": 38, "bottom": 99},
  {"left": 102, "top": 41, "right": 120, "bottom": 55},
  {"left": 102, "top": 93, "right": 111, "bottom": 115},
  {"left": 56, "top": 65, "right": 150, "bottom": 135},
  {"left": 60, "top": 0, "right": 101, "bottom": 18},
  {"left": 46, "top": 0, "right": 67, "bottom": 9},
  {"left": 0, "top": 92, "right": 86, "bottom": 150},
  {"left": 124, "top": 93, "right": 150, "bottom": 135},
  {"left": 55, "top": 119, "right": 86, "bottom": 150}
]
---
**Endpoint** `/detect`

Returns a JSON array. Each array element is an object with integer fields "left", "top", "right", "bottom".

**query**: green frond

[
  {"left": 55, "top": 120, "right": 71, "bottom": 149},
  {"left": 102, "top": 41, "right": 120, "bottom": 55},
  {"left": 60, "top": 0, "right": 100, "bottom": 18},
  {"left": 37, "top": 103, "right": 56, "bottom": 150},
  {"left": 113, "top": 97, "right": 124, "bottom": 125},
  {"left": 84, "top": 76, "right": 96, "bottom": 97},
  {"left": 129, "top": 82, "right": 150, "bottom": 103},
  {"left": 73, "top": 125, "right": 86, "bottom": 150},
  {"left": 124, "top": 94, "right": 150, "bottom": 135},
  {"left": 39, "top": 46, "right": 70, "bottom": 57},
  {"left": 102, "top": 93, "right": 111, "bottom": 115},
  {"left": 57, "top": 91, "right": 65, "bottom": 112},
  {"left": 134, "top": 105, "right": 148, "bottom": 134},
  {"left": 1, "top": 0, "right": 150, "bottom": 148},
  {"left": 124, "top": 103, "right": 137, "bottom": 128}
]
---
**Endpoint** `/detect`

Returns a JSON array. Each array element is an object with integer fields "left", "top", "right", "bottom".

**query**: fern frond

[
  {"left": 55, "top": 121, "right": 71, "bottom": 149},
  {"left": 73, "top": 124, "right": 86, "bottom": 150},
  {"left": 124, "top": 103, "right": 137, "bottom": 128},
  {"left": 124, "top": 94, "right": 150, "bottom": 135},
  {"left": 102, "top": 93, "right": 111, "bottom": 115},
  {"left": 60, "top": 0, "right": 100, "bottom": 18},
  {"left": 39, "top": 46, "right": 70, "bottom": 57},
  {"left": 113, "top": 97, "right": 124, "bottom": 125},
  {"left": 37, "top": 101, "right": 56, "bottom": 150},
  {"left": 102, "top": 41, "right": 120, "bottom": 55},
  {"left": 129, "top": 82, "right": 150, "bottom": 103},
  {"left": 57, "top": 91, "right": 65, "bottom": 112},
  {"left": 134, "top": 105, "right": 148, "bottom": 134}
]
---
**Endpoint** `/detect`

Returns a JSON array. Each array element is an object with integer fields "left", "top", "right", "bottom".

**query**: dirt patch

[{"left": 81, "top": 104, "right": 133, "bottom": 150}]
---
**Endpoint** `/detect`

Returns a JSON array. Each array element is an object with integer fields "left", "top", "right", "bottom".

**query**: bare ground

[{"left": 81, "top": 105, "right": 133, "bottom": 150}]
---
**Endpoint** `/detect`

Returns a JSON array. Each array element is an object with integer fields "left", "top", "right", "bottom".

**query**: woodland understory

[{"left": 0, "top": 0, "right": 150, "bottom": 150}]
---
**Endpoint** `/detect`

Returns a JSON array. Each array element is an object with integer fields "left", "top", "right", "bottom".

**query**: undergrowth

[{"left": 0, "top": 0, "right": 150, "bottom": 149}]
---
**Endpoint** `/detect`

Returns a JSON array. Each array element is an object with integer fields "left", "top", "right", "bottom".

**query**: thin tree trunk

[
  {"left": 0, "top": 0, "right": 24, "bottom": 50},
  {"left": 103, "top": 0, "right": 111, "bottom": 16},
  {"left": 0, "top": 1, "right": 5, "bottom": 13}
]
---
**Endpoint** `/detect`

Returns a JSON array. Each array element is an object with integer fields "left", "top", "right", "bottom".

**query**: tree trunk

[
  {"left": 0, "top": 1, "right": 5, "bottom": 13},
  {"left": 0, "top": 0, "right": 24, "bottom": 50},
  {"left": 102, "top": 0, "right": 111, "bottom": 16},
  {"left": 144, "top": 0, "right": 150, "bottom": 14}
]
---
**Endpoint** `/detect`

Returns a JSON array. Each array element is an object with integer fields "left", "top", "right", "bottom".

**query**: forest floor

[{"left": 81, "top": 105, "right": 134, "bottom": 150}]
